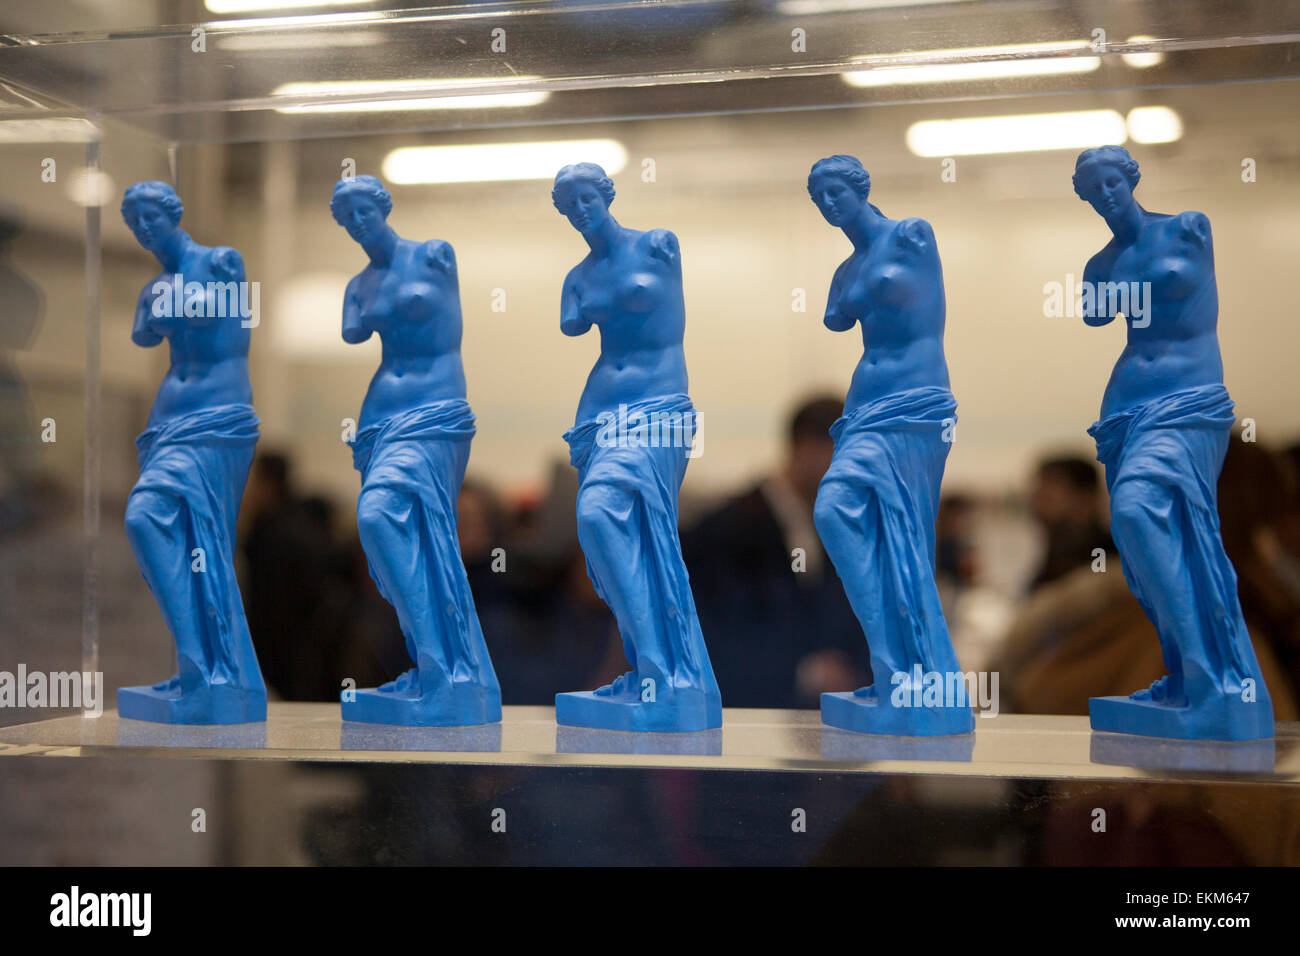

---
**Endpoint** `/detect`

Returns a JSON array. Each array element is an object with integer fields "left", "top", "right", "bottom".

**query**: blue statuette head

[
  {"left": 121, "top": 181, "right": 183, "bottom": 254},
  {"left": 552, "top": 162, "right": 616, "bottom": 237},
  {"left": 1072, "top": 145, "right": 1142, "bottom": 221},
  {"left": 330, "top": 174, "right": 393, "bottom": 246},
  {"left": 807, "top": 155, "right": 878, "bottom": 227}
]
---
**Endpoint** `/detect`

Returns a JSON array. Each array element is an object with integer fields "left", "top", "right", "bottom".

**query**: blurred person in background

[
  {"left": 934, "top": 492, "right": 983, "bottom": 634},
  {"left": 1027, "top": 455, "right": 1114, "bottom": 592},
  {"left": 1271, "top": 443, "right": 1300, "bottom": 613},
  {"left": 1270, "top": 441, "right": 1300, "bottom": 696},
  {"left": 1219, "top": 438, "right": 1300, "bottom": 699},
  {"left": 935, "top": 493, "right": 979, "bottom": 594},
  {"left": 458, "top": 477, "right": 511, "bottom": 637},
  {"left": 464, "top": 471, "right": 622, "bottom": 706},
  {"left": 933, "top": 491, "right": 1019, "bottom": 676},
  {"left": 682, "top": 396, "right": 869, "bottom": 708},
  {"left": 240, "top": 452, "right": 353, "bottom": 701}
]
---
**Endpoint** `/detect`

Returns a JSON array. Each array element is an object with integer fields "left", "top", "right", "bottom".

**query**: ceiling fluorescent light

[
  {"left": 845, "top": 42, "right": 1098, "bottom": 87},
  {"left": 779, "top": 0, "right": 973, "bottom": 12},
  {"left": 1121, "top": 36, "right": 1167, "bottom": 69},
  {"left": 906, "top": 109, "right": 1128, "bottom": 156},
  {"left": 219, "top": 31, "right": 381, "bottom": 51},
  {"left": 382, "top": 139, "right": 628, "bottom": 185},
  {"left": 1126, "top": 106, "right": 1182, "bottom": 144},
  {"left": 0, "top": 118, "right": 98, "bottom": 143},
  {"left": 66, "top": 169, "right": 117, "bottom": 208},
  {"left": 206, "top": 0, "right": 375, "bottom": 12},
  {"left": 272, "top": 79, "right": 548, "bottom": 114}
]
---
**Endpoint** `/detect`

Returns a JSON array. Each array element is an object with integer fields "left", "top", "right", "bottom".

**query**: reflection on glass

[
  {"left": 820, "top": 726, "right": 975, "bottom": 762},
  {"left": 557, "top": 726, "right": 723, "bottom": 756},
  {"left": 341, "top": 722, "right": 503, "bottom": 753},
  {"left": 1090, "top": 732, "right": 1276, "bottom": 774},
  {"left": 115, "top": 718, "right": 267, "bottom": 750}
]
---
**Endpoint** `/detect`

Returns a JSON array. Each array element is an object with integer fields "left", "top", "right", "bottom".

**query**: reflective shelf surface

[{"left": 1, "top": 704, "right": 1297, "bottom": 783}]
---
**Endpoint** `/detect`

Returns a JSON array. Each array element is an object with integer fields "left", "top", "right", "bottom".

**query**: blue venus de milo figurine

[
  {"left": 1073, "top": 146, "right": 1274, "bottom": 741},
  {"left": 808, "top": 156, "right": 974, "bottom": 737},
  {"left": 118, "top": 182, "right": 265, "bottom": 724},
  {"left": 551, "top": 163, "right": 721, "bottom": 732},
  {"left": 331, "top": 175, "right": 501, "bottom": 726}
]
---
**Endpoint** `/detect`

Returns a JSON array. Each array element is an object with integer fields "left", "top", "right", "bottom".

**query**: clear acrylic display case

[{"left": 0, "top": 1, "right": 1298, "bottom": 865}]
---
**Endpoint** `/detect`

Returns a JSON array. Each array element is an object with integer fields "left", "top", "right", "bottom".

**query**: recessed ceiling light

[
  {"left": 1122, "top": 36, "right": 1167, "bottom": 69},
  {"left": 271, "top": 79, "right": 549, "bottom": 114},
  {"left": 846, "top": 42, "right": 1099, "bottom": 87},
  {"left": 1126, "top": 106, "right": 1182, "bottom": 144},
  {"left": 906, "top": 109, "right": 1128, "bottom": 156},
  {"left": 382, "top": 139, "right": 628, "bottom": 185},
  {"left": 205, "top": 0, "right": 375, "bottom": 12}
]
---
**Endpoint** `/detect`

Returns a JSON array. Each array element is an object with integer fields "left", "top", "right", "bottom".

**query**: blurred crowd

[{"left": 235, "top": 396, "right": 1300, "bottom": 720}]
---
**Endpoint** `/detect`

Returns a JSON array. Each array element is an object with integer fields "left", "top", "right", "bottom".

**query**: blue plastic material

[
  {"left": 806, "top": 156, "right": 974, "bottom": 737},
  {"left": 1073, "top": 146, "right": 1274, "bottom": 741},
  {"left": 330, "top": 175, "right": 501, "bottom": 726},
  {"left": 550, "top": 163, "right": 721, "bottom": 732},
  {"left": 117, "top": 182, "right": 266, "bottom": 724}
]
